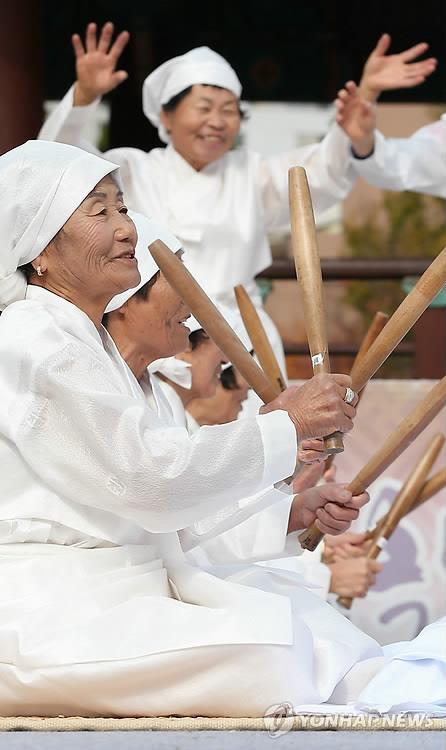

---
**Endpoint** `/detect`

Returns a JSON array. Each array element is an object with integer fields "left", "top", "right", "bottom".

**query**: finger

[
  {"left": 346, "top": 492, "right": 370, "bottom": 510},
  {"left": 85, "top": 22, "right": 97, "bottom": 53},
  {"left": 372, "top": 33, "right": 391, "bottom": 56},
  {"left": 111, "top": 71, "right": 129, "bottom": 87},
  {"left": 342, "top": 402, "right": 356, "bottom": 419},
  {"left": 370, "top": 560, "right": 384, "bottom": 573},
  {"left": 317, "top": 507, "right": 358, "bottom": 531},
  {"left": 72, "top": 34, "right": 85, "bottom": 58},
  {"left": 344, "top": 80, "right": 358, "bottom": 93},
  {"left": 98, "top": 21, "right": 114, "bottom": 52},
  {"left": 322, "top": 502, "right": 359, "bottom": 522},
  {"left": 301, "top": 438, "right": 325, "bottom": 451},
  {"left": 333, "top": 373, "right": 352, "bottom": 388},
  {"left": 315, "top": 517, "right": 349, "bottom": 535},
  {"left": 400, "top": 42, "right": 429, "bottom": 62},
  {"left": 110, "top": 30, "right": 130, "bottom": 61}
]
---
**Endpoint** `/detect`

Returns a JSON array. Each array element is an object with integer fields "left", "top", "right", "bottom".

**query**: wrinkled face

[
  {"left": 160, "top": 85, "right": 241, "bottom": 170},
  {"left": 178, "top": 333, "right": 228, "bottom": 399},
  {"left": 123, "top": 269, "right": 191, "bottom": 359},
  {"left": 40, "top": 175, "right": 139, "bottom": 301}
]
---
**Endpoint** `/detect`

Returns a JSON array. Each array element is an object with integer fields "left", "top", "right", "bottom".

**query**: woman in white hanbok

[
  {"left": 0, "top": 141, "right": 445, "bottom": 719},
  {"left": 105, "top": 233, "right": 381, "bottom": 604}
]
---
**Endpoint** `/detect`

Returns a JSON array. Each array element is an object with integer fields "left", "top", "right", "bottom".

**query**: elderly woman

[
  {"left": 38, "top": 26, "right": 436, "bottom": 374},
  {"left": 0, "top": 142, "right": 444, "bottom": 718}
]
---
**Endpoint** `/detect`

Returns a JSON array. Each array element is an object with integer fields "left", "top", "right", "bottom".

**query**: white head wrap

[
  {"left": 0, "top": 140, "right": 119, "bottom": 311},
  {"left": 105, "top": 210, "right": 182, "bottom": 313},
  {"left": 142, "top": 46, "right": 242, "bottom": 143},
  {"left": 154, "top": 303, "right": 251, "bottom": 388}
]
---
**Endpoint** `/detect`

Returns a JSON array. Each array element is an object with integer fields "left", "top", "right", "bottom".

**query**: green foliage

[
  {"left": 344, "top": 190, "right": 446, "bottom": 326},
  {"left": 344, "top": 190, "right": 446, "bottom": 377}
]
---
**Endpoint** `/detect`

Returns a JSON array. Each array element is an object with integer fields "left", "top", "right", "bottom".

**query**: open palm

[
  {"left": 360, "top": 33, "right": 437, "bottom": 101},
  {"left": 72, "top": 22, "right": 130, "bottom": 104}
]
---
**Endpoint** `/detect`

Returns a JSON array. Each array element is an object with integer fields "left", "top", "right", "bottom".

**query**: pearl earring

[{"left": 36, "top": 266, "right": 43, "bottom": 277}]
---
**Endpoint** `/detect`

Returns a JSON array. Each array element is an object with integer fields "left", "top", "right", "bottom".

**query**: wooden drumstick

[
  {"left": 149, "top": 241, "right": 281, "bottom": 404},
  {"left": 234, "top": 284, "right": 287, "bottom": 392},
  {"left": 337, "top": 433, "right": 445, "bottom": 609},
  {"left": 289, "top": 166, "right": 343, "bottom": 456},
  {"left": 367, "top": 464, "right": 446, "bottom": 538},
  {"left": 351, "top": 248, "right": 446, "bottom": 393},
  {"left": 299, "top": 375, "right": 446, "bottom": 551},
  {"left": 324, "top": 312, "right": 389, "bottom": 472},
  {"left": 300, "top": 248, "right": 446, "bottom": 550}
]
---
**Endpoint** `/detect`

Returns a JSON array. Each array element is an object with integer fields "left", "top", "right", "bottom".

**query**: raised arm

[
  {"left": 39, "top": 22, "right": 129, "bottom": 150},
  {"left": 359, "top": 33, "right": 437, "bottom": 102},
  {"left": 336, "top": 80, "right": 446, "bottom": 196}
]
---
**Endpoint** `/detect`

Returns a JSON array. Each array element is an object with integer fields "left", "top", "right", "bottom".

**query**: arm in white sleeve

[
  {"left": 7, "top": 340, "right": 297, "bottom": 534},
  {"left": 353, "top": 116, "right": 446, "bottom": 197},
  {"left": 181, "top": 490, "right": 302, "bottom": 563},
  {"left": 258, "top": 122, "right": 356, "bottom": 229},
  {"left": 38, "top": 84, "right": 102, "bottom": 156}
]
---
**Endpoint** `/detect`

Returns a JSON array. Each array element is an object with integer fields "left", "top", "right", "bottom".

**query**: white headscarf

[
  {"left": 0, "top": 140, "right": 118, "bottom": 311},
  {"left": 154, "top": 304, "right": 251, "bottom": 388},
  {"left": 142, "top": 46, "right": 242, "bottom": 143},
  {"left": 105, "top": 210, "right": 182, "bottom": 313}
]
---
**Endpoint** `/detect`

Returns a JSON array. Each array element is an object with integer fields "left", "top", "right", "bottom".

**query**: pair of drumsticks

[{"left": 149, "top": 166, "right": 446, "bottom": 557}]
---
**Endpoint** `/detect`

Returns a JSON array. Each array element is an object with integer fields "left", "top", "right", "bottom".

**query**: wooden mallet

[
  {"left": 367, "top": 464, "right": 446, "bottom": 539},
  {"left": 337, "top": 432, "right": 445, "bottom": 609},
  {"left": 324, "top": 311, "right": 389, "bottom": 473},
  {"left": 234, "top": 284, "right": 287, "bottom": 392},
  {"left": 289, "top": 166, "right": 343, "bottom": 455},
  {"left": 299, "top": 247, "right": 446, "bottom": 550}
]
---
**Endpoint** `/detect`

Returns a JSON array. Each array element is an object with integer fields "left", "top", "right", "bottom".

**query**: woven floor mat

[{"left": 0, "top": 715, "right": 445, "bottom": 732}]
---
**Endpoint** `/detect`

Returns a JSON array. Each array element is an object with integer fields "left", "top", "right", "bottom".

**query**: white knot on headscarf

[
  {"left": 105, "top": 210, "right": 182, "bottom": 313},
  {"left": 0, "top": 140, "right": 118, "bottom": 311},
  {"left": 142, "top": 46, "right": 242, "bottom": 143}
]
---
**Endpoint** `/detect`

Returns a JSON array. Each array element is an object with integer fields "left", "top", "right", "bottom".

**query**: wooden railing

[{"left": 256, "top": 258, "right": 446, "bottom": 378}]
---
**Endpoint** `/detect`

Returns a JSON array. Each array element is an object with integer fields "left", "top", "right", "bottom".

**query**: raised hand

[
  {"left": 360, "top": 33, "right": 437, "bottom": 102},
  {"left": 335, "top": 81, "right": 376, "bottom": 156},
  {"left": 72, "top": 22, "right": 130, "bottom": 106}
]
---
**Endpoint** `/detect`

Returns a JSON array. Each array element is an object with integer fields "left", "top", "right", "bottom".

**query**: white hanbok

[
  {"left": 352, "top": 115, "right": 446, "bottom": 196},
  {"left": 1, "top": 286, "right": 445, "bottom": 718},
  {"left": 39, "top": 86, "right": 356, "bottom": 370}
]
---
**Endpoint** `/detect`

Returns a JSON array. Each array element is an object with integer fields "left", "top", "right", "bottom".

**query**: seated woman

[{"left": 0, "top": 141, "right": 444, "bottom": 719}]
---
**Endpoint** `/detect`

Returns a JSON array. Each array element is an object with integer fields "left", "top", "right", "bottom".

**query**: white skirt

[{"left": 0, "top": 543, "right": 445, "bottom": 718}]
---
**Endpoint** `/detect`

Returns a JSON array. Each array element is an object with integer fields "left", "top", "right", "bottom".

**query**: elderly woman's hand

[
  {"left": 72, "top": 22, "right": 130, "bottom": 106},
  {"left": 328, "top": 557, "right": 383, "bottom": 598},
  {"left": 260, "top": 373, "right": 358, "bottom": 443},
  {"left": 288, "top": 485, "right": 370, "bottom": 537}
]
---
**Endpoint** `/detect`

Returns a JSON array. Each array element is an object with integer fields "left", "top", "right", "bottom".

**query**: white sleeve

[
  {"left": 38, "top": 84, "right": 102, "bottom": 155},
  {"left": 353, "top": 116, "right": 446, "bottom": 197},
  {"left": 183, "top": 491, "right": 304, "bottom": 564},
  {"left": 8, "top": 340, "right": 297, "bottom": 534},
  {"left": 257, "top": 122, "right": 356, "bottom": 229}
]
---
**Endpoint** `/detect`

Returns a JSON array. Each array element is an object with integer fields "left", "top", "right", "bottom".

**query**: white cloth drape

[{"left": 352, "top": 114, "right": 446, "bottom": 196}]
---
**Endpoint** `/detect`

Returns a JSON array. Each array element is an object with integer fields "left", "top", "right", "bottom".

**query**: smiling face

[
  {"left": 160, "top": 84, "right": 241, "bottom": 170},
  {"left": 33, "top": 175, "right": 139, "bottom": 306}
]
